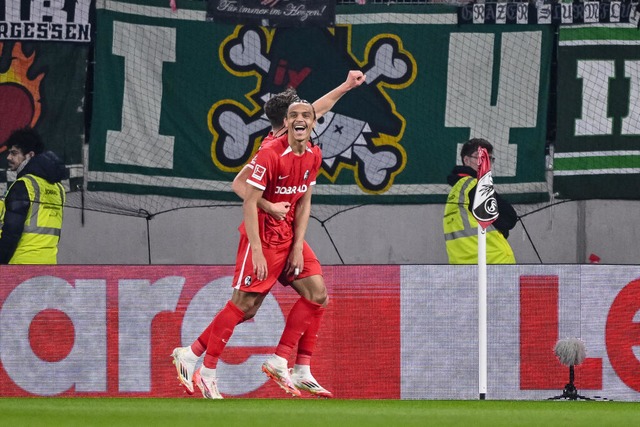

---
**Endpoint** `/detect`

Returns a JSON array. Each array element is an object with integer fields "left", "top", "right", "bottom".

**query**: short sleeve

[
  {"left": 308, "top": 146, "right": 322, "bottom": 186},
  {"left": 246, "top": 148, "right": 276, "bottom": 191}
]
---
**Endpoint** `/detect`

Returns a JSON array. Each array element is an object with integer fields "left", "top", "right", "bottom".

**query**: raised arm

[{"left": 312, "top": 70, "right": 366, "bottom": 119}]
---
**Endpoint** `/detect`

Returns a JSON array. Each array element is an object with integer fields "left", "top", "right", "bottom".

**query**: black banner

[
  {"left": 458, "top": 1, "right": 638, "bottom": 25},
  {"left": 0, "top": 0, "right": 92, "bottom": 42},
  {"left": 206, "top": 0, "right": 335, "bottom": 27}
]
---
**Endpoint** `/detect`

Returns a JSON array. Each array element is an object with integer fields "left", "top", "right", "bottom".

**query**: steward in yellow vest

[
  {"left": 443, "top": 138, "right": 517, "bottom": 264},
  {"left": 0, "top": 127, "right": 67, "bottom": 264}
]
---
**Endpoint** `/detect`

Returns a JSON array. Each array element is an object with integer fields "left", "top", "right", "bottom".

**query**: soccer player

[
  {"left": 172, "top": 71, "right": 365, "bottom": 398},
  {"left": 232, "top": 70, "right": 366, "bottom": 221},
  {"left": 173, "top": 100, "right": 328, "bottom": 399}
]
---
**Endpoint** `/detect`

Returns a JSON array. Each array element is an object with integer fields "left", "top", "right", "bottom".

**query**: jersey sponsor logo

[
  {"left": 251, "top": 164, "right": 266, "bottom": 181},
  {"left": 303, "top": 170, "right": 309, "bottom": 181},
  {"left": 278, "top": 175, "right": 289, "bottom": 180},
  {"left": 274, "top": 184, "right": 308, "bottom": 195}
]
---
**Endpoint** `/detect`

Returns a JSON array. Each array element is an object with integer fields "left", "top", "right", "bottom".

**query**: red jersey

[
  {"left": 241, "top": 131, "right": 276, "bottom": 175},
  {"left": 245, "top": 134, "right": 322, "bottom": 247},
  {"left": 261, "top": 131, "right": 277, "bottom": 146}
]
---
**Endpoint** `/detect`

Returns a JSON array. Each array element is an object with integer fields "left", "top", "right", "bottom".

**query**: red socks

[
  {"left": 202, "top": 301, "right": 245, "bottom": 369},
  {"left": 295, "top": 305, "right": 325, "bottom": 365},
  {"left": 276, "top": 297, "right": 323, "bottom": 360},
  {"left": 192, "top": 327, "right": 210, "bottom": 357},
  {"left": 192, "top": 297, "right": 326, "bottom": 368}
]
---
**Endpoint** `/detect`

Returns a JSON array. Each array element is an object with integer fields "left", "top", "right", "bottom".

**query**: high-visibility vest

[
  {"left": 443, "top": 175, "right": 515, "bottom": 264},
  {"left": 0, "top": 174, "right": 65, "bottom": 264}
]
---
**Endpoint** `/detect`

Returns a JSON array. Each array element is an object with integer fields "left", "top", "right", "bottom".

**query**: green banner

[
  {"left": 554, "top": 26, "right": 640, "bottom": 200},
  {"left": 89, "top": 2, "right": 552, "bottom": 204}
]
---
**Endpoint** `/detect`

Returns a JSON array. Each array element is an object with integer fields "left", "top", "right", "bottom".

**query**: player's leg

[
  {"left": 291, "top": 243, "right": 332, "bottom": 397},
  {"left": 288, "top": 274, "right": 333, "bottom": 398},
  {"left": 171, "top": 300, "right": 254, "bottom": 396},
  {"left": 263, "top": 276, "right": 327, "bottom": 397},
  {"left": 195, "top": 289, "right": 262, "bottom": 399},
  {"left": 261, "top": 243, "right": 317, "bottom": 397},
  {"left": 189, "top": 234, "right": 278, "bottom": 399},
  {"left": 185, "top": 291, "right": 266, "bottom": 362},
  {"left": 199, "top": 237, "right": 284, "bottom": 399},
  {"left": 261, "top": 292, "right": 321, "bottom": 398},
  {"left": 275, "top": 242, "right": 327, "bottom": 359},
  {"left": 172, "top": 233, "right": 253, "bottom": 395},
  {"left": 264, "top": 243, "right": 331, "bottom": 397}
]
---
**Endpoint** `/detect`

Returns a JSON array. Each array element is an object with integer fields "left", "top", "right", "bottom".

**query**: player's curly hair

[{"left": 265, "top": 87, "right": 299, "bottom": 128}]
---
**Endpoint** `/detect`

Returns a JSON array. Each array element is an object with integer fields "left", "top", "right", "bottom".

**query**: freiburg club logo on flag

[{"left": 471, "top": 147, "right": 499, "bottom": 229}]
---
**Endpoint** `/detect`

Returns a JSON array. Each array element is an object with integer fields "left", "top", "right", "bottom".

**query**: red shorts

[{"left": 231, "top": 233, "right": 322, "bottom": 294}]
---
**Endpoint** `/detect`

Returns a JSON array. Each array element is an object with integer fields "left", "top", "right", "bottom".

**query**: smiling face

[{"left": 285, "top": 101, "right": 316, "bottom": 146}]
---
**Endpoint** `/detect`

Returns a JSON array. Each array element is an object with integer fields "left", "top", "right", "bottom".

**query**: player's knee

[
  {"left": 310, "top": 287, "right": 328, "bottom": 306},
  {"left": 321, "top": 293, "right": 329, "bottom": 308},
  {"left": 232, "top": 291, "right": 263, "bottom": 314}
]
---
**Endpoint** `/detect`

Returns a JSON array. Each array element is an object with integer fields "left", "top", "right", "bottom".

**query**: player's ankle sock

[
  {"left": 292, "top": 364, "right": 311, "bottom": 376},
  {"left": 200, "top": 366, "right": 217, "bottom": 380},
  {"left": 267, "top": 354, "right": 288, "bottom": 367},
  {"left": 180, "top": 345, "right": 199, "bottom": 362},
  {"left": 191, "top": 340, "right": 206, "bottom": 358},
  {"left": 193, "top": 324, "right": 212, "bottom": 357}
]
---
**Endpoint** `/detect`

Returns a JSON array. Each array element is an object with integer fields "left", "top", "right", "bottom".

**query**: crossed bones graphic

[{"left": 216, "top": 29, "right": 409, "bottom": 188}]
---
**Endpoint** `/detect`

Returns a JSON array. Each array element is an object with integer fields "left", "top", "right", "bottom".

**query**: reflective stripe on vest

[
  {"left": 21, "top": 175, "right": 63, "bottom": 237},
  {"left": 444, "top": 177, "right": 496, "bottom": 242},
  {"left": 443, "top": 175, "right": 515, "bottom": 264},
  {"left": 9, "top": 174, "right": 64, "bottom": 264}
]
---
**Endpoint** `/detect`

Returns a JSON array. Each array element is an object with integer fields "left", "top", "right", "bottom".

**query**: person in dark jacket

[
  {"left": 0, "top": 127, "right": 68, "bottom": 264},
  {"left": 443, "top": 138, "right": 518, "bottom": 264}
]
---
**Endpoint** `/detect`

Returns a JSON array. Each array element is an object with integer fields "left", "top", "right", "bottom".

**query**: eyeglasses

[{"left": 468, "top": 155, "right": 496, "bottom": 163}]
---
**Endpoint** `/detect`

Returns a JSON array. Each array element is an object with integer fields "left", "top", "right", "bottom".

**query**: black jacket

[
  {"left": 0, "top": 151, "right": 68, "bottom": 263},
  {"left": 447, "top": 165, "right": 518, "bottom": 238}
]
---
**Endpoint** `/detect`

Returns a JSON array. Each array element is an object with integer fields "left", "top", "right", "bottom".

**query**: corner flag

[
  {"left": 471, "top": 147, "right": 498, "bottom": 229},
  {"left": 471, "top": 146, "right": 497, "bottom": 400}
]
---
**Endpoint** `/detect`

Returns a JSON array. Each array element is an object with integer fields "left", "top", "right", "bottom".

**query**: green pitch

[{"left": 0, "top": 398, "right": 639, "bottom": 426}]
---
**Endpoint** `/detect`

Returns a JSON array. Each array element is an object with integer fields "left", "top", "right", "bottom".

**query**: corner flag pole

[
  {"left": 470, "top": 146, "right": 497, "bottom": 401},
  {"left": 478, "top": 226, "right": 487, "bottom": 400}
]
